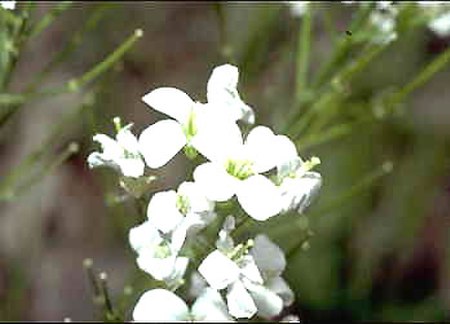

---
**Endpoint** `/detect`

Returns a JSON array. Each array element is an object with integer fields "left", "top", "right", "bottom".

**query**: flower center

[
  {"left": 225, "top": 159, "right": 254, "bottom": 180},
  {"left": 176, "top": 194, "right": 190, "bottom": 215},
  {"left": 182, "top": 110, "right": 198, "bottom": 142},
  {"left": 228, "top": 239, "right": 254, "bottom": 262},
  {"left": 153, "top": 242, "right": 172, "bottom": 259}
]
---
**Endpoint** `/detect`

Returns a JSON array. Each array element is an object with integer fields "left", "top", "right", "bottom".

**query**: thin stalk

[
  {"left": 295, "top": 7, "right": 312, "bottom": 102},
  {"left": 28, "top": 1, "right": 73, "bottom": 39}
]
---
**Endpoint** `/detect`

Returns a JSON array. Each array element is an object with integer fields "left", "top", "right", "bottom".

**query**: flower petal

[
  {"left": 244, "top": 281, "right": 284, "bottom": 319},
  {"left": 93, "top": 134, "right": 123, "bottom": 160},
  {"left": 133, "top": 289, "right": 189, "bottom": 322},
  {"left": 236, "top": 175, "right": 283, "bottom": 221},
  {"left": 279, "top": 171, "right": 322, "bottom": 214},
  {"left": 250, "top": 234, "right": 286, "bottom": 277},
  {"left": 244, "top": 126, "right": 279, "bottom": 173},
  {"left": 198, "top": 250, "right": 241, "bottom": 290},
  {"left": 116, "top": 157, "right": 145, "bottom": 178},
  {"left": 141, "top": 87, "right": 194, "bottom": 124},
  {"left": 191, "top": 287, "right": 234, "bottom": 322},
  {"left": 273, "top": 135, "right": 300, "bottom": 169},
  {"left": 139, "top": 119, "right": 186, "bottom": 169},
  {"left": 136, "top": 252, "right": 177, "bottom": 281},
  {"left": 147, "top": 190, "right": 183, "bottom": 233},
  {"left": 128, "top": 221, "right": 161, "bottom": 254},
  {"left": 238, "top": 255, "right": 264, "bottom": 285},
  {"left": 178, "top": 181, "right": 214, "bottom": 213},
  {"left": 226, "top": 280, "right": 257, "bottom": 319},
  {"left": 192, "top": 112, "right": 243, "bottom": 163},
  {"left": 207, "top": 64, "right": 255, "bottom": 124},
  {"left": 116, "top": 124, "right": 140, "bottom": 154},
  {"left": 193, "top": 162, "right": 238, "bottom": 202},
  {"left": 265, "top": 276, "right": 295, "bottom": 307}
]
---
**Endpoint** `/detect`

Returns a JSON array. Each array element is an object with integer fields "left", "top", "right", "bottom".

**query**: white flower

[
  {"left": 368, "top": 4, "right": 398, "bottom": 44},
  {"left": 128, "top": 220, "right": 188, "bottom": 284},
  {"left": 286, "top": 1, "right": 310, "bottom": 17},
  {"left": 198, "top": 217, "right": 291, "bottom": 319},
  {"left": 133, "top": 288, "right": 234, "bottom": 322},
  {"left": 273, "top": 136, "right": 322, "bottom": 214},
  {"left": 0, "top": 1, "right": 15, "bottom": 10},
  {"left": 139, "top": 64, "right": 254, "bottom": 169},
  {"left": 129, "top": 181, "right": 215, "bottom": 284},
  {"left": 193, "top": 124, "right": 286, "bottom": 221},
  {"left": 87, "top": 117, "right": 145, "bottom": 178}
]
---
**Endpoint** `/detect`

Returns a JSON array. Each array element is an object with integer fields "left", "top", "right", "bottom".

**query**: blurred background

[{"left": 1, "top": 1, "right": 450, "bottom": 321}]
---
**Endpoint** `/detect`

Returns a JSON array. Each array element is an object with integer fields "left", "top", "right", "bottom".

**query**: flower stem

[{"left": 295, "top": 6, "right": 312, "bottom": 103}]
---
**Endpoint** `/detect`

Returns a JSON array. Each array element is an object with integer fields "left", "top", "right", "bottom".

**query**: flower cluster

[{"left": 87, "top": 63, "right": 322, "bottom": 321}]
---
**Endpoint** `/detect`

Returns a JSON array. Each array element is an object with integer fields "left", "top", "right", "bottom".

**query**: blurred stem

[
  {"left": 322, "top": 7, "right": 338, "bottom": 46},
  {"left": 28, "top": 1, "right": 73, "bottom": 39},
  {"left": 295, "top": 7, "right": 312, "bottom": 103},
  {"left": 0, "top": 28, "right": 143, "bottom": 127},
  {"left": 25, "top": 3, "right": 112, "bottom": 93},
  {"left": 284, "top": 161, "right": 394, "bottom": 259},
  {"left": 214, "top": 2, "right": 234, "bottom": 63},
  {"left": 99, "top": 272, "right": 121, "bottom": 321},
  {"left": 387, "top": 44, "right": 450, "bottom": 107},
  {"left": 312, "top": 2, "right": 374, "bottom": 89}
]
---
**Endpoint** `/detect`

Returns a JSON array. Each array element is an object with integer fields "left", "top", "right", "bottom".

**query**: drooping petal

[
  {"left": 265, "top": 276, "right": 295, "bottom": 307},
  {"left": 191, "top": 287, "right": 235, "bottom": 322},
  {"left": 193, "top": 162, "right": 238, "bottom": 202},
  {"left": 250, "top": 234, "right": 286, "bottom": 277},
  {"left": 87, "top": 152, "right": 118, "bottom": 171},
  {"left": 141, "top": 87, "right": 194, "bottom": 124},
  {"left": 236, "top": 175, "right": 283, "bottom": 221},
  {"left": 198, "top": 250, "right": 241, "bottom": 290},
  {"left": 238, "top": 255, "right": 264, "bottom": 285},
  {"left": 226, "top": 280, "right": 257, "bottom": 319},
  {"left": 128, "top": 221, "right": 162, "bottom": 254},
  {"left": 132, "top": 289, "right": 189, "bottom": 322},
  {"left": 192, "top": 112, "right": 243, "bottom": 163},
  {"left": 244, "top": 126, "right": 279, "bottom": 173},
  {"left": 139, "top": 119, "right": 186, "bottom": 169},
  {"left": 279, "top": 171, "right": 322, "bottom": 214},
  {"left": 244, "top": 280, "right": 284, "bottom": 319},
  {"left": 147, "top": 190, "right": 183, "bottom": 234}
]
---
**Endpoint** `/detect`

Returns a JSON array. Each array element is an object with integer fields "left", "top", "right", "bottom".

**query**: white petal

[
  {"left": 244, "top": 126, "right": 279, "bottom": 173},
  {"left": 279, "top": 171, "right": 322, "bottom": 214},
  {"left": 191, "top": 287, "right": 235, "bottom": 322},
  {"left": 87, "top": 152, "right": 117, "bottom": 170},
  {"left": 226, "top": 280, "right": 257, "bottom": 319},
  {"left": 265, "top": 276, "right": 295, "bottom": 307},
  {"left": 250, "top": 234, "right": 286, "bottom": 277},
  {"left": 141, "top": 87, "right": 194, "bottom": 124},
  {"left": 139, "top": 119, "right": 186, "bottom": 169},
  {"left": 136, "top": 252, "right": 177, "bottom": 281},
  {"left": 170, "top": 256, "right": 190, "bottom": 284},
  {"left": 147, "top": 190, "right": 183, "bottom": 234},
  {"left": 238, "top": 255, "right": 264, "bottom": 285},
  {"left": 128, "top": 221, "right": 161, "bottom": 254},
  {"left": 178, "top": 181, "right": 214, "bottom": 213},
  {"left": 236, "top": 175, "right": 283, "bottom": 221},
  {"left": 244, "top": 281, "right": 284, "bottom": 319},
  {"left": 192, "top": 111, "right": 243, "bottom": 163},
  {"left": 198, "top": 250, "right": 241, "bottom": 290},
  {"left": 273, "top": 135, "right": 300, "bottom": 169},
  {"left": 93, "top": 134, "right": 123, "bottom": 160},
  {"left": 132, "top": 289, "right": 189, "bottom": 322},
  {"left": 193, "top": 163, "right": 238, "bottom": 202},
  {"left": 116, "top": 125, "right": 140, "bottom": 154},
  {"left": 429, "top": 11, "right": 450, "bottom": 37},
  {"left": 207, "top": 64, "right": 255, "bottom": 124},
  {"left": 189, "top": 271, "right": 208, "bottom": 299},
  {"left": 116, "top": 157, "right": 145, "bottom": 178}
]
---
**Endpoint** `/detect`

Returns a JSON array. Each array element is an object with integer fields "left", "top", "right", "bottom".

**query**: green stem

[
  {"left": 214, "top": 3, "right": 234, "bottom": 63},
  {"left": 295, "top": 7, "right": 312, "bottom": 102},
  {"left": 28, "top": 1, "right": 73, "bottom": 39}
]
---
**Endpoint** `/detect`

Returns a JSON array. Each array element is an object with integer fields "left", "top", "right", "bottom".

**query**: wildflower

[
  {"left": 0, "top": 1, "right": 15, "bottom": 10},
  {"left": 428, "top": 11, "right": 450, "bottom": 37},
  {"left": 139, "top": 64, "right": 253, "bottom": 169},
  {"left": 198, "top": 217, "right": 292, "bottom": 319},
  {"left": 368, "top": 2, "right": 398, "bottom": 44},
  {"left": 87, "top": 117, "right": 145, "bottom": 178},
  {"left": 133, "top": 288, "right": 234, "bottom": 322},
  {"left": 193, "top": 124, "right": 286, "bottom": 221},
  {"left": 129, "top": 181, "right": 215, "bottom": 285}
]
